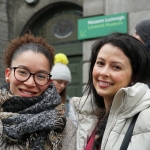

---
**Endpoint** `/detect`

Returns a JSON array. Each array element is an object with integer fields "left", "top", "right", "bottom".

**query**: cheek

[
  {"left": 113, "top": 73, "right": 131, "bottom": 86},
  {"left": 92, "top": 66, "right": 99, "bottom": 79},
  {"left": 53, "top": 81, "right": 59, "bottom": 88},
  {"left": 9, "top": 74, "right": 19, "bottom": 85},
  {"left": 62, "top": 86, "right": 66, "bottom": 91},
  {"left": 92, "top": 67, "right": 98, "bottom": 86},
  {"left": 9, "top": 79, "right": 20, "bottom": 95},
  {"left": 39, "top": 85, "right": 49, "bottom": 93},
  {"left": 113, "top": 74, "right": 123, "bottom": 82},
  {"left": 52, "top": 81, "right": 60, "bottom": 92}
]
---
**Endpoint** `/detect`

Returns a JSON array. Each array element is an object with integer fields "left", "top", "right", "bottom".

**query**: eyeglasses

[{"left": 10, "top": 67, "right": 51, "bottom": 86}]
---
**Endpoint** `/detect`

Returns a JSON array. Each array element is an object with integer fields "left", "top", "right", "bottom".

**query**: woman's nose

[
  {"left": 99, "top": 67, "right": 109, "bottom": 77},
  {"left": 24, "top": 75, "right": 36, "bottom": 86},
  {"left": 60, "top": 83, "right": 66, "bottom": 88}
]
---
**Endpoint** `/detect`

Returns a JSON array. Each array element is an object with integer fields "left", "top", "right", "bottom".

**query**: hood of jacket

[{"left": 109, "top": 82, "right": 150, "bottom": 118}]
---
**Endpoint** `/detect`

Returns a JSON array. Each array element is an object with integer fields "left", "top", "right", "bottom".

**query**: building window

[{"left": 35, "top": 10, "right": 82, "bottom": 45}]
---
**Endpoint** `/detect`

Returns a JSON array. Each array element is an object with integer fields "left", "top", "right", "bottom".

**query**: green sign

[{"left": 78, "top": 12, "right": 128, "bottom": 40}]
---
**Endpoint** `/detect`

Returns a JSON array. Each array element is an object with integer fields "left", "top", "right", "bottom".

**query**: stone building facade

[{"left": 0, "top": 0, "right": 150, "bottom": 96}]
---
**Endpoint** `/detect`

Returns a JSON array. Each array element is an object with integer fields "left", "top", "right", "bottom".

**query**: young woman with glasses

[{"left": 0, "top": 33, "right": 76, "bottom": 150}]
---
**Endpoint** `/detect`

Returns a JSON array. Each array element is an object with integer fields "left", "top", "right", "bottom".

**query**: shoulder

[
  {"left": 62, "top": 118, "right": 76, "bottom": 150},
  {"left": 135, "top": 107, "right": 150, "bottom": 131},
  {"left": 127, "top": 108, "right": 150, "bottom": 150},
  {"left": 71, "top": 95, "right": 93, "bottom": 110},
  {"left": 71, "top": 94, "right": 99, "bottom": 116}
]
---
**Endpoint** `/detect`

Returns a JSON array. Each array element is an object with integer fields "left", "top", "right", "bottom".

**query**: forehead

[
  {"left": 11, "top": 50, "right": 51, "bottom": 71},
  {"left": 97, "top": 44, "right": 130, "bottom": 63}
]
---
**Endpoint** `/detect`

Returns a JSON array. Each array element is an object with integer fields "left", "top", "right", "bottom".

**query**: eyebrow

[
  {"left": 96, "top": 57, "right": 125, "bottom": 65},
  {"left": 96, "top": 57, "right": 103, "bottom": 60},
  {"left": 17, "top": 65, "right": 49, "bottom": 73}
]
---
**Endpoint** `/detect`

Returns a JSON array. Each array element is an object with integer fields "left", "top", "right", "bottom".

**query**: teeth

[
  {"left": 22, "top": 91, "right": 33, "bottom": 95},
  {"left": 99, "top": 81, "right": 110, "bottom": 86}
]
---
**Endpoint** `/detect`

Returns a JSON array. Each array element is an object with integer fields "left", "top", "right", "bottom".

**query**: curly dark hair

[{"left": 4, "top": 33, "right": 55, "bottom": 69}]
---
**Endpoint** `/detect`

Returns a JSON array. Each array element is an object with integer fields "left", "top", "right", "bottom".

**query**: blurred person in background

[
  {"left": 133, "top": 19, "right": 150, "bottom": 51},
  {"left": 51, "top": 53, "right": 77, "bottom": 126},
  {"left": 133, "top": 19, "right": 150, "bottom": 88}
]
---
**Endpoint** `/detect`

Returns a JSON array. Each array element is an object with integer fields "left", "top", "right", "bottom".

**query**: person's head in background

[
  {"left": 51, "top": 53, "right": 71, "bottom": 103},
  {"left": 4, "top": 33, "right": 54, "bottom": 97},
  {"left": 85, "top": 32, "right": 150, "bottom": 111},
  {"left": 133, "top": 19, "right": 150, "bottom": 50}
]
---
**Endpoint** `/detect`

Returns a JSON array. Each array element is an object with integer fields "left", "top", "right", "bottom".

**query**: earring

[
  {"left": 6, "top": 78, "right": 9, "bottom": 82},
  {"left": 130, "top": 82, "right": 134, "bottom": 86}
]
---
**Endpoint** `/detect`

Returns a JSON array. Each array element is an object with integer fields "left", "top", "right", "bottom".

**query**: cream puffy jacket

[{"left": 71, "top": 83, "right": 150, "bottom": 150}]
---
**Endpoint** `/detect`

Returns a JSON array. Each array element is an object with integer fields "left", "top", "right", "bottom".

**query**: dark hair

[
  {"left": 83, "top": 32, "right": 150, "bottom": 149},
  {"left": 4, "top": 34, "right": 55, "bottom": 70},
  {"left": 60, "top": 88, "right": 67, "bottom": 104},
  {"left": 85, "top": 32, "right": 150, "bottom": 108}
]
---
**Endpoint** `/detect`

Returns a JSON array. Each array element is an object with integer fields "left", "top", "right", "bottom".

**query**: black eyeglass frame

[{"left": 10, "top": 67, "right": 51, "bottom": 86}]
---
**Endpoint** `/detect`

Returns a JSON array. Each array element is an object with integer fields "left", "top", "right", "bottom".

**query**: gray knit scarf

[{"left": 0, "top": 83, "right": 66, "bottom": 150}]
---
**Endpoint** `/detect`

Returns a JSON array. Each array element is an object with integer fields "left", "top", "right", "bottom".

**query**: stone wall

[{"left": 0, "top": 0, "right": 8, "bottom": 86}]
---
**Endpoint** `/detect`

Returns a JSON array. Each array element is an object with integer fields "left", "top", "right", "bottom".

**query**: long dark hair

[
  {"left": 83, "top": 32, "right": 150, "bottom": 149},
  {"left": 60, "top": 88, "right": 66, "bottom": 103}
]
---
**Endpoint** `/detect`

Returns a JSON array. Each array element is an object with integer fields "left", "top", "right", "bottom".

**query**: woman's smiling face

[
  {"left": 92, "top": 43, "right": 132, "bottom": 103},
  {"left": 5, "top": 50, "right": 51, "bottom": 97}
]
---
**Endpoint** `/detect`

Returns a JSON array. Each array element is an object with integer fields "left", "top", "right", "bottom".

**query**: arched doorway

[{"left": 21, "top": 2, "right": 83, "bottom": 97}]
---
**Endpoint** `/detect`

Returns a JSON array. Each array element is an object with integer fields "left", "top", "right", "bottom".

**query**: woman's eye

[
  {"left": 38, "top": 75, "right": 45, "bottom": 79},
  {"left": 57, "top": 80, "right": 63, "bottom": 83},
  {"left": 37, "top": 74, "right": 46, "bottom": 79},
  {"left": 18, "top": 70, "right": 27, "bottom": 75},
  {"left": 113, "top": 65, "right": 121, "bottom": 70},
  {"left": 96, "top": 61, "right": 104, "bottom": 66}
]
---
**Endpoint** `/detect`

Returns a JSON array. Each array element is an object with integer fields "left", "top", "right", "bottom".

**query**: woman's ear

[{"left": 5, "top": 68, "right": 11, "bottom": 82}]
